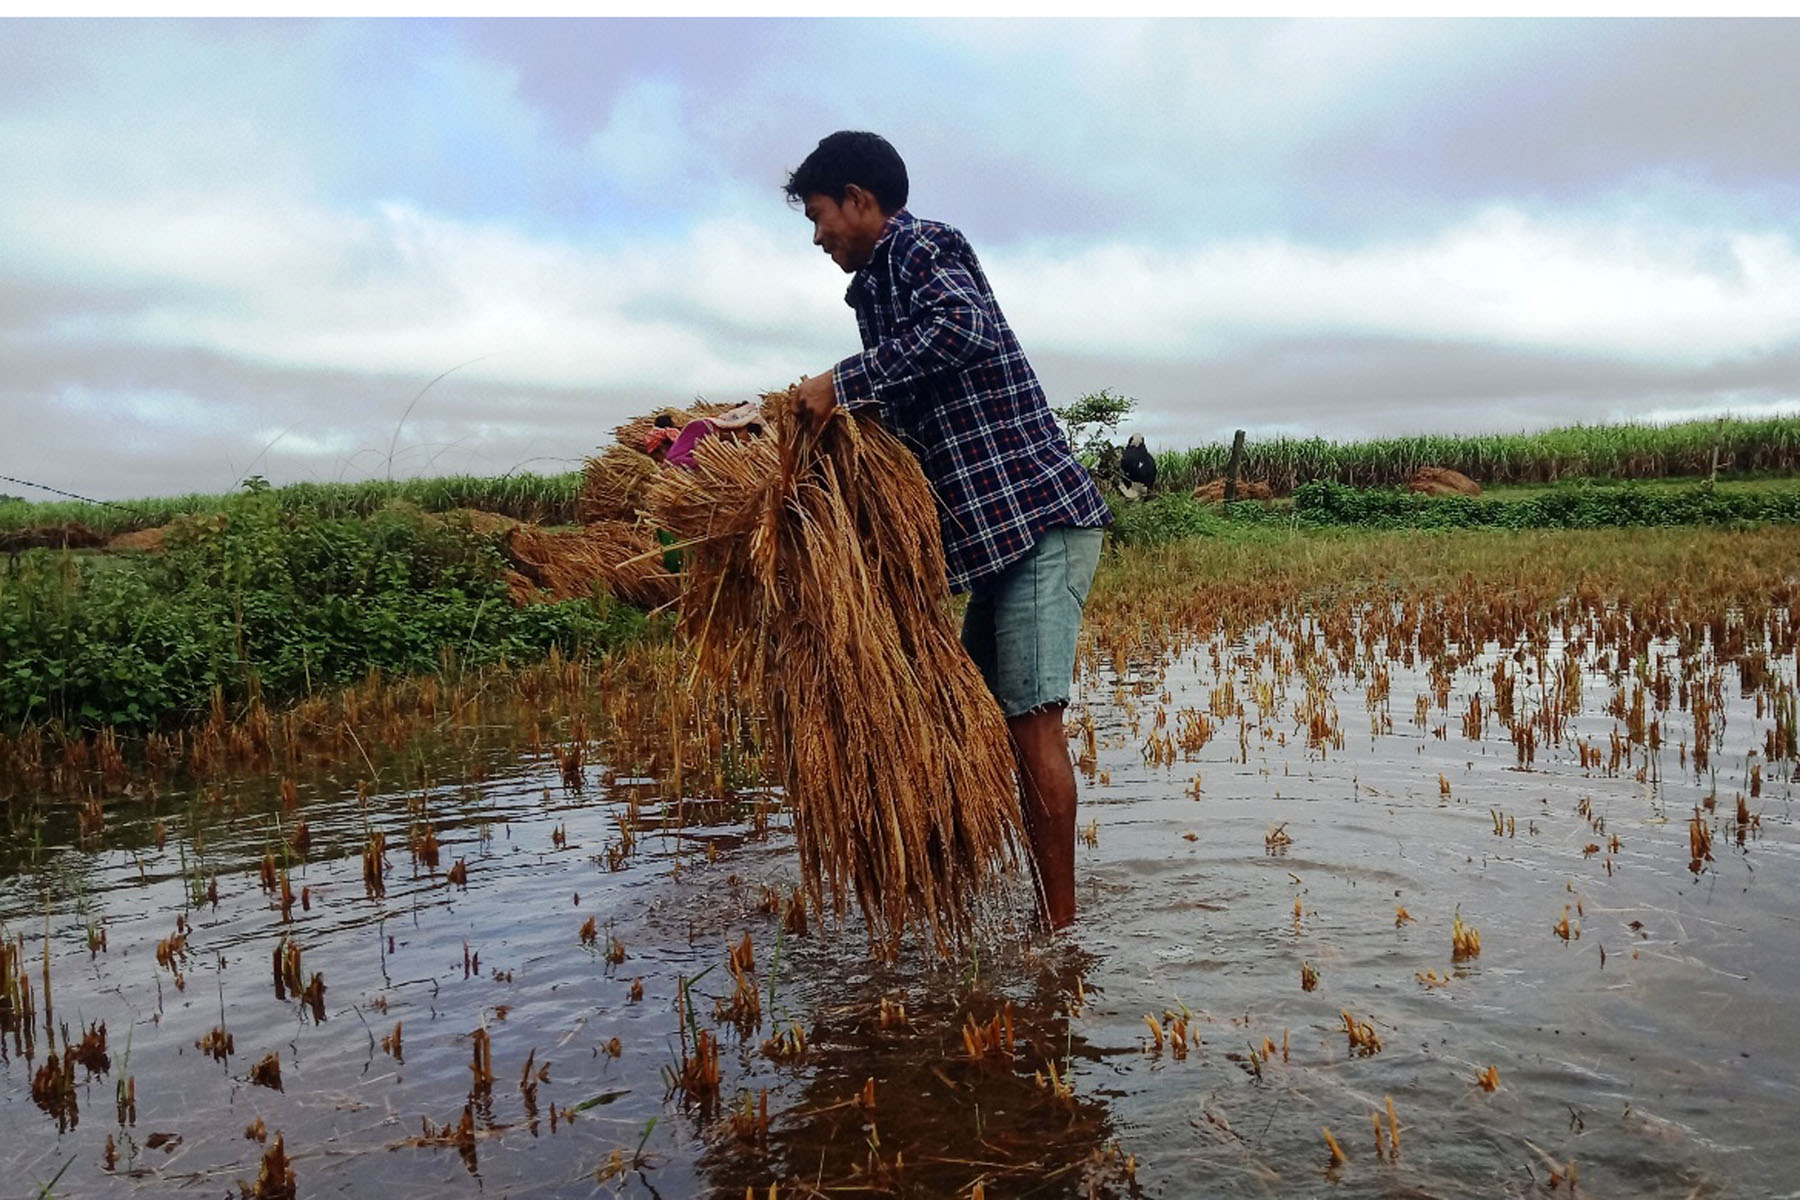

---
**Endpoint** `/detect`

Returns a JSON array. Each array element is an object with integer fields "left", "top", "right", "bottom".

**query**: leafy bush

[
  {"left": 1290, "top": 480, "right": 1800, "bottom": 530},
  {"left": 1053, "top": 389, "right": 1137, "bottom": 463},
  {"left": 0, "top": 491, "right": 649, "bottom": 733},
  {"left": 1105, "top": 494, "right": 1232, "bottom": 546}
]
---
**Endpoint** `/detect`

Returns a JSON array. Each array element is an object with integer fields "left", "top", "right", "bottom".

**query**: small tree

[{"left": 1053, "top": 389, "right": 1136, "bottom": 486}]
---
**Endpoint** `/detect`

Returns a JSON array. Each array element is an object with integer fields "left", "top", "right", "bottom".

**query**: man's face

[{"left": 803, "top": 187, "right": 885, "bottom": 274}]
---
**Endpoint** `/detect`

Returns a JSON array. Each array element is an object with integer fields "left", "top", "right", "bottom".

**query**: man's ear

[{"left": 843, "top": 183, "right": 881, "bottom": 217}]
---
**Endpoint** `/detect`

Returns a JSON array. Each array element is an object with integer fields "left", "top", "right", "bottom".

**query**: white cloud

[
  {"left": 4, "top": 181, "right": 848, "bottom": 396},
  {"left": 10, "top": 167, "right": 1799, "bottom": 427},
  {"left": 992, "top": 207, "right": 1800, "bottom": 367}
]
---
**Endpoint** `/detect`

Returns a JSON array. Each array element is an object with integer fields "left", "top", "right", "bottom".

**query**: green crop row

[
  {"left": 1154, "top": 414, "right": 1800, "bottom": 494},
  {"left": 0, "top": 471, "right": 584, "bottom": 537}
]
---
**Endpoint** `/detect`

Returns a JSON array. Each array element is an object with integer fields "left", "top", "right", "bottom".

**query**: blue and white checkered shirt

[{"left": 830, "top": 210, "right": 1110, "bottom": 593}]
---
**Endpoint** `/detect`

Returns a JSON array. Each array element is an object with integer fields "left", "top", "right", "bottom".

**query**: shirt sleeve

[{"left": 831, "top": 242, "right": 1000, "bottom": 414}]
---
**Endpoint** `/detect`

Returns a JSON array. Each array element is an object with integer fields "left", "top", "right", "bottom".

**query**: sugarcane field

[{"left": 2, "top": 401, "right": 1798, "bottom": 1200}]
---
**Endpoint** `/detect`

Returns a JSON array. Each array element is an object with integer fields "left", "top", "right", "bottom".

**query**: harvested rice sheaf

[
  {"left": 578, "top": 445, "right": 660, "bottom": 524},
  {"left": 646, "top": 394, "right": 1026, "bottom": 954},
  {"left": 502, "top": 521, "right": 677, "bottom": 610}
]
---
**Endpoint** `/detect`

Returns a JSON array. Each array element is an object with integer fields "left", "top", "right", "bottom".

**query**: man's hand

[{"left": 793, "top": 371, "right": 837, "bottom": 424}]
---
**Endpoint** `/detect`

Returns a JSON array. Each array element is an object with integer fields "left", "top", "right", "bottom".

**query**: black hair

[
  {"left": 783, "top": 131, "right": 909, "bottom": 214},
  {"left": 653, "top": 414, "right": 677, "bottom": 428}
]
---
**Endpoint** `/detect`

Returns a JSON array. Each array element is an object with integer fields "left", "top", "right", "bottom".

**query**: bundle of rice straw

[
  {"left": 502, "top": 521, "right": 678, "bottom": 611},
  {"left": 644, "top": 393, "right": 1026, "bottom": 955},
  {"left": 578, "top": 445, "right": 660, "bottom": 524}
]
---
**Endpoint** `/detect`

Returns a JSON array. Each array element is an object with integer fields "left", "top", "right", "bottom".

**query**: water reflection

[{"left": 694, "top": 944, "right": 1136, "bottom": 1198}]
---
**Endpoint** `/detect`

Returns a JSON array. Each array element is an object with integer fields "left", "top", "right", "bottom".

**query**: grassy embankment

[
  {"left": 1106, "top": 476, "right": 1800, "bottom": 546},
  {"left": 0, "top": 489, "right": 650, "bottom": 736}
]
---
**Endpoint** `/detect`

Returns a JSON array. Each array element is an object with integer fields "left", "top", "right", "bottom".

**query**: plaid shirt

[{"left": 830, "top": 210, "right": 1110, "bottom": 593}]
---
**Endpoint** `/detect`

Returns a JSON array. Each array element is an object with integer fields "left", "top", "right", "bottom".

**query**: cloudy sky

[{"left": 3, "top": 17, "right": 1798, "bottom": 501}]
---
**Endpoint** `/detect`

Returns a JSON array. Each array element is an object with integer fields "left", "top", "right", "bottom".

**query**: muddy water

[{"left": 2, "top": 617, "right": 1795, "bottom": 1198}]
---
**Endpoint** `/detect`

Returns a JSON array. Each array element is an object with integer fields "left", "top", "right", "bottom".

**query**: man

[
  {"left": 786, "top": 131, "right": 1111, "bottom": 929},
  {"left": 1120, "top": 434, "right": 1157, "bottom": 500}
]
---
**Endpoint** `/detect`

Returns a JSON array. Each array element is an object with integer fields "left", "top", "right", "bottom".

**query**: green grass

[{"left": 1099, "top": 475, "right": 1800, "bottom": 545}]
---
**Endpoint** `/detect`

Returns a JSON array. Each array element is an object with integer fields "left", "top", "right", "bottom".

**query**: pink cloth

[
  {"left": 664, "top": 418, "right": 715, "bottom": 469},
  {"left": 664, "top": 403, "right": 762, "bottom": 469}
]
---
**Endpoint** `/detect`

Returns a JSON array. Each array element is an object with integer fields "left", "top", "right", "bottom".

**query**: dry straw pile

[
  {"left": 1407, "top": 466, "right": 1483, "bottom": 497},
  {"left": 1192, "top": 478, "right": 1275, "bottom": 503},
  {"left": 646, "top": 393, "right": 1026, "bottom": 954}
]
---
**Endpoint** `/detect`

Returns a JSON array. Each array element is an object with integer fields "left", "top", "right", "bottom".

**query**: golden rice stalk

[
  {"left": 502, "top": 521, "right": 678, "bottom": 611},
  {"left": 646, "top": 393, "right": 1025, "bottom": 955}
]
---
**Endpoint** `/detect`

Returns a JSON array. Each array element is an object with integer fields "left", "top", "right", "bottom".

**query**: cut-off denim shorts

[{"left": 961, "top": 526, "right": 1105, "bottom": 718}]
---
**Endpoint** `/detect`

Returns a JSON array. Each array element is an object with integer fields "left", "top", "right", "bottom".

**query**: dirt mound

[
  {"left": 1192, "top": 478, "right": 1274, "bottom": 503},
  {"left": 1408, "top": 467, "right": 1481, "bottom": 497},
  {"left": 501, "top": 521, "right": 677, "bottom": 611},
  {"left": 0, "top": 523, "right": 109, "bottom": 553}
]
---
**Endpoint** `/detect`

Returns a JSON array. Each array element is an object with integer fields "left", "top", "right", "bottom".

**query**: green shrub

[
  {"left": 1105, "top": 494, "right": 1230, "bottom": 546},
  {"left": 1289, "top": 480, "right": 1800, "bottom": 531},
  {"left": 0, "top": 490, "right": 648, "bottom": 733}
]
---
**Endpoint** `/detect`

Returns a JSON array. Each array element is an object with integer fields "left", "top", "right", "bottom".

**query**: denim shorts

[{"left": 961, "top": 526, "right": 1104, "bottom": 718}]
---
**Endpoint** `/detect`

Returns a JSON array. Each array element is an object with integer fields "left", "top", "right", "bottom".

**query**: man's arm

[{"left": 832, "top": 249, "right": 1001, "bottom": 413}]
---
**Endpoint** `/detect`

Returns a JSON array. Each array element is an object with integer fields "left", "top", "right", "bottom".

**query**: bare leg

[{"left": 1009, "top": 705, "right": 1078, "bottom": 929}]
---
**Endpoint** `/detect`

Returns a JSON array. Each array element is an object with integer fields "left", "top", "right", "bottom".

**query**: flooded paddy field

[{"left": 3, "top": 530, "right": 1797, "bottom": 1198}]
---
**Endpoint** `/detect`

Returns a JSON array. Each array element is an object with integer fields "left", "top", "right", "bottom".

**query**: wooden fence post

[{"left": 1224, "top": 430, "right": 1246, "bottom": 501}]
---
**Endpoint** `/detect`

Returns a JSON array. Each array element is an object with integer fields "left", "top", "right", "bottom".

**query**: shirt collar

[{"left": 845, "top": 208, "right": 913, "bottom": 307}]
